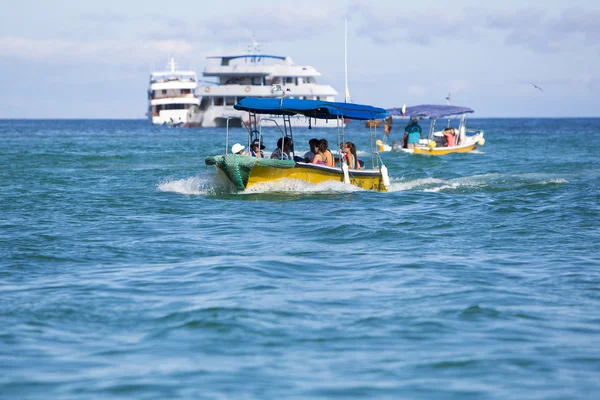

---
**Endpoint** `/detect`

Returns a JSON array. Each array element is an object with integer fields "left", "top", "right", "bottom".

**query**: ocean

[{"left": 1, "top": 118, "right": 599, "bottom": 399}]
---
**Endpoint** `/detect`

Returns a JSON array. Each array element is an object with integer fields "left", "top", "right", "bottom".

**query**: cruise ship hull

[{"left": 194, "top": 106, "right": 343, "bottom": 129}]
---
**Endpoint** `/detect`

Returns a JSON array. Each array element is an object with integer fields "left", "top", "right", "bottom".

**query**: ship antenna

[
  {"left": 344, "top": 17, "right": 351, "bottom": 103},
  {"left": 249, "top": 32, "right": 260, "bottom": 63}
]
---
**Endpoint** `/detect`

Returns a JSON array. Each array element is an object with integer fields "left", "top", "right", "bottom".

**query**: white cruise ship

[
  {"left": 190, "top": 39, "right": 339, "bottom": 128},
  {"left": 147, "top": 58, "right": 201, "bottom": 126}
]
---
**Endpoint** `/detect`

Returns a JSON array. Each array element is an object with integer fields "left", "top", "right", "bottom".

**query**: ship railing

[{"left": 150, "top": 94, "right": 197, "bottom": 100}]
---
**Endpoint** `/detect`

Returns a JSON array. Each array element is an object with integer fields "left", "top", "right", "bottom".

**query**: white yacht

[
  {"left": 191, "top": 39, "right": 339, "bottom": 128},
  {"left": 147, "top": 58, "right": 201, "bottom": 126}
]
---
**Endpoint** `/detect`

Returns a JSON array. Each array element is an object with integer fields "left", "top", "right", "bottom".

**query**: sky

[{"left": 1, "top": 0, "right": 599, "bottom": 118}]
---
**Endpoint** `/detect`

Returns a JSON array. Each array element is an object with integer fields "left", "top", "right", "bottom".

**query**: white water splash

[
  {"left": 423, "top": 183, "right": 461, "bottom": 193},
  {"left": 157, "top": 175, "right": 231, "bottom": 195},
  {"left": 157, "top": 175, "right": 364, "bottom": 196},
  {"left": 158, "top": 173, "right": 568, "bottom": 196},
  {"left": 546, "top": 178, "right": 568, "bottom": 184},
  {"left": 386, "top": 172, "right": 568, "bottom": 194},
  {"left": 387, "top": 177, "right": 445, "bottom": 192},
  {"left": 245, "top": 178, "right": 363, "bottom": 193}
]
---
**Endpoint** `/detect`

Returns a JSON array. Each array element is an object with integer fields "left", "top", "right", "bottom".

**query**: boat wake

[
  {"left": 158, "top": 175, "right": 363, "bottom": 195},
  {"left": 157, "top": 175, "right": 231, "bottom": 195},
  {"left": 159, "top": 173, "right": 568, "bottom": 196},
  {"left": 387, "top": 173, "right": 568, "bottom": 193}
]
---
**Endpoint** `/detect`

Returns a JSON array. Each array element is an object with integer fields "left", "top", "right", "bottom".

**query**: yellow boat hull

[
  {"left": 402, "top": 131, "right": 484, "bottom": 156},
  {"left": 412, "top": 143, "right": 476, "bottom": 155},
  {"left": 205, "top": 154, "right": 388, "bottom": 192},
  {"left": 247, "top": 163, "right": 388, "bottom": 192}
]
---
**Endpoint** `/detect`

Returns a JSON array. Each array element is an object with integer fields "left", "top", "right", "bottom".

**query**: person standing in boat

[
  {"left": 270, "top": 137, "right": 293, "bottom": 160},
  {"left": 250, "top": 138, "right": 265, "bottom": 158},
  {"left": 383, "top": 115, "right": 393, "bottom": 136},
  {"left": 442, "top": 127, "right": 456, "bottom": 147},
  {"left": 403, "top": 118, "right": 423, "bottom": 149}
]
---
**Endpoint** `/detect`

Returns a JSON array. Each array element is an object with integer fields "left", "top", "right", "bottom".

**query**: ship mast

[{"left": 344, "top": 18, "right": 350, "bottom": 103}]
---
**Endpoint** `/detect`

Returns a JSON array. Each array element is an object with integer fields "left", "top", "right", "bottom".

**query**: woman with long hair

[
  {"left": 312, "top": 139, "right": 334, "bottom": 167},
  {"left": 341, "top": 141, "right": 360, "bottom": 169}
]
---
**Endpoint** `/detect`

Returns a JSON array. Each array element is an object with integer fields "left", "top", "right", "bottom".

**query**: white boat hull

[{"left": 196, "top": 106, "right": 342, "bottom": 128}]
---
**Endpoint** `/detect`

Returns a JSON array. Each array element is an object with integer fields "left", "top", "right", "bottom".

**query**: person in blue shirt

[
  {"left": 249, "top": 138, "right": 265, "bottom": 158},
  {"left": 403, "top": 118, "right": 423, "bottom": 149}
]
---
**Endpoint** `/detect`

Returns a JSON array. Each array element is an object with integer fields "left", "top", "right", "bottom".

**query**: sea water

[{"left": 1, "top": 118, "right": 599, "bottom": 399}]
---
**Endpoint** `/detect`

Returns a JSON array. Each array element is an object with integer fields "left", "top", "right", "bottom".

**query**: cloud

[
  {"left": 200, "top": 3, "right": 344, "bottom": 45},
  {"left": 349, "top": 2, "right": 600, "bottom": 53},
  {"left": 0, "top": 37, "right": 198, "bottom": 66},
  {"left": 0, "top": 3, "right": 349, "bottom": 69},
  {"left": 81, "top": 4, "right": 345, "bottom": 46},
  {"left": 405, "top": 84, "right": 428, "bottom": 96}
]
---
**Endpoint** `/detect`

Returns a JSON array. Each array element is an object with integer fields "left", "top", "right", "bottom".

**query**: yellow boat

[
  {"left": 365, "top": 119, "right": 382, "bottom": 128},
  {"left": 205, "top": 97, "right": 391, "bottom": 192},
  {"left": 387, "top": 104, "right": 485, "bottom": 155}
]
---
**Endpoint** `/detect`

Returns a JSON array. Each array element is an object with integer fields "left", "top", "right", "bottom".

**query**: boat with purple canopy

[{"left": 387, "top": 104, "right": 485, "bottom": 155}]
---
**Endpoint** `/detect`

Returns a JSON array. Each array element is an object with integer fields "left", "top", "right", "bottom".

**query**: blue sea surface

[{"left": 1, "top": 118, "right": 599, "bottom": 399}]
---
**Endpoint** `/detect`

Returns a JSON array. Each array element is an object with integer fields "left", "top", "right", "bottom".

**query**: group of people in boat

[
  {"left": 231, "top": 137, "right": 363, "bottom": 169},
  {"left": 398, "top": 118, "right": 458, "bottom": 148}
]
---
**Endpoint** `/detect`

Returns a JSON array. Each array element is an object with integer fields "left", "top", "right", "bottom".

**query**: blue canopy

[
  {"left": 234, "top": 97, "right": 388, "bottom": 121},
  {"left": 388, "top": 104, "right": 474, "bottom": 119}
]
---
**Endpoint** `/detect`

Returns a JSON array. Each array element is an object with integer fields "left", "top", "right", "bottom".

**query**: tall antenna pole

[{"left": 344, "top": 17, "right": 350, "bottom": 103}]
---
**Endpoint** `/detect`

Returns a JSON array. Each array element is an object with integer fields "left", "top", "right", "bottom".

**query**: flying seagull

[
  {"left": 446, "top": 93, "right": 451, "bottom": 105},
  {"left": 530, "top": 82, "right": 543, "bottom": 91}
]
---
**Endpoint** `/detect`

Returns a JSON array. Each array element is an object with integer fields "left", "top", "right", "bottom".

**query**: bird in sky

[
  {"left": 446, "top": 93, "right": 451, "bottom": 105},
  {"left": 530, "top": 82, "right": 543, "bottom": 91}
]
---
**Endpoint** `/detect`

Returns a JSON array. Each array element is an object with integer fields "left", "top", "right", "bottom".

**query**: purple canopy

[{"left": 388, "top": 104, "right": 474, "bottom": 119}]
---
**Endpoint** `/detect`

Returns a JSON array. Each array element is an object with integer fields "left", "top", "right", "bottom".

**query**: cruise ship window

[
  {"left": 162, "top": 90, "right": 167, "bottom": 95},
  {"left": 225, "top": 97, "right": 235, "bottom": 106},
  {"left": 286, "top": 77, "right": 293, "bottom": 84},
  {"left": 215, "top": 97, "right": 224, "bottom": 106}
]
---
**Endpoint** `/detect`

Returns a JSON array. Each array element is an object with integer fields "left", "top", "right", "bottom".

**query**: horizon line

[{"left": 1, "top": 116, "right": 600, "bottom": 121}]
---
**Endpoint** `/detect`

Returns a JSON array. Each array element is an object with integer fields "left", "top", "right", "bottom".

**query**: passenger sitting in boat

[
  {"left": 341, "top": 142, "right": 361, "bottom": 170},
  {"left": 403, "top": 118, "right": 423, "bottom": 149},
  {"left": 250, "top": 138, "right": 265, "bottom": 158},
  {"left": 442, "top": 128, "right": 456, "bottom": 147},
  {"left": 231, "top": 143, "right": 246, "bottom": 155},
  {"left": 312, "top": 139, "right": 335, "bottom": 167},
  {"left": 303, "top": 138, "right": 319, "bottom": 162},
  {"left": 270, "top": 137, "right": 293, "bottom": 160}
]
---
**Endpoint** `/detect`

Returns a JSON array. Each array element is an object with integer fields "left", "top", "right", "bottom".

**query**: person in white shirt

[{"left": 303, "top": 138, "right": 319, "bottom": 162}]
